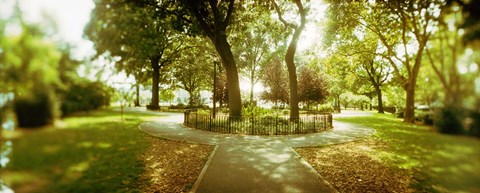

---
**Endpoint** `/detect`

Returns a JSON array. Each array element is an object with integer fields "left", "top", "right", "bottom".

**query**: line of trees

[
  {"left": 83, "top": 0, "right": 479, "bottom": 127},
  {"left": 1, "top": 5, "right": 112, "bottom": 127}
]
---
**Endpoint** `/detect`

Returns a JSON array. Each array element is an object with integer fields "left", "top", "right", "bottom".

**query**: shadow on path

[{"left": 138, "top": 110, "right": 375, "bottom": 193}]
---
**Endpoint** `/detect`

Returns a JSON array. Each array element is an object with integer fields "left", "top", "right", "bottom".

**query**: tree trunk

[
  {"left": 212, "top": 34, "right": 242, "bottom": 117},
  {"left": 149, "top": 56, "right": 160, "bottom": 110},
  {"left": 134, "top": 84, "right": 140, "bottom": 107},
  {"left": 373, "top": 83, "right": 384, "bottom": 113},
  {"left": 404, "top": 82, "right": 415, "bottom": 123}
]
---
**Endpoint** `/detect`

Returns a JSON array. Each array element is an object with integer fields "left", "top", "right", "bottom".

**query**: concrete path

[{"left": 138, "top": 111, "right": 375, "bottom": 193}]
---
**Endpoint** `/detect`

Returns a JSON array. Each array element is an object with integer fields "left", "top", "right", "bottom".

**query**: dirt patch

[
  {"left": 296, "top": 139, "right": 414, "bottom": 193},
  {"left": 140, "top": 137, "right": 213, "bottom": 193}
]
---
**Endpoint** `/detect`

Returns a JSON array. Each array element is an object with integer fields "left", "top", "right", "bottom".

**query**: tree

[
  {"left": 231, "top": 3, "right": 285, "bottom": 106},
  {"left": 261, "top": 57, "right": 289, "bottom": 106},
  {"left": 425, "top": 4, "right": 464, "bottom": 107},
  {"left": 325, "top": 0, "right": 442, "bottom": 123},
  {"left": 271, "top": 0, "right": 307, "bottom": 120},
  {"left": 172, "top": 43, "right": 213, "bottom": 107},
  {"left": 168, "top": 0, "right": 242, "bottom": 117},
  {"left": 85, "top": 0, "right": 185, "bottom": 110},
  {"left": 298, "top": 65, "right": 329, "bottom": 109}
]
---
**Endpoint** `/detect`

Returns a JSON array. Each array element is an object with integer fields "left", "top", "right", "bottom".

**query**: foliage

[
  {"left": 315, "top": 104, "right": 334, "bottom": 113},
  {"left": 14, "top": 87, "right": 57, "bottom": 128},
  {"left": 172, "top": 37, "right": 214, "bottom": 107},
  {"left": 165, "top": 0, "right": 244, "bottom": 117},
  {"left": 339, "top": 92, "right": 370, "bottom": 110},
  {"left": 61, "top": 80, "right": 113, "bottom": 116},
  {"left": 297, "top": 65, "right": 329, "bottom": 106},
  {"left": 325, "top": 0, "right": 443, "bottom": 123},
  {"left": 242, "top": 105, "right": 270, "bottom": 117},
  {"left": 260, "top": 57, "right": 289, "bottom": 105},
  {"left": 85, "top": 0, "right": 185, "bottom": 109},
  {"left": 433, "top": 106, "right": 465, "bottom": 134},
  {"left": 231, "top": 2, "right": 286, "bottom": 105}
]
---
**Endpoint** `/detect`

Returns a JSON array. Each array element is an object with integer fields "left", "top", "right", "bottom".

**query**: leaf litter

[{"left": 296, "top": 139, "right": 414, "bottom": 193}]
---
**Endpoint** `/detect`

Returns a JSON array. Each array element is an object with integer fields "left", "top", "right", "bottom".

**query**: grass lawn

[
  {"left": 297, "top": 113, "right": 480, "bottom": 193},
  {"left": 1, "top": 109, "right": 212, "bottom": 193}
]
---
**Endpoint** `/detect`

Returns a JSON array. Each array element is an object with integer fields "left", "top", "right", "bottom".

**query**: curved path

[{"left": 139, "top": 111, "right": 375, "bottom": 193}]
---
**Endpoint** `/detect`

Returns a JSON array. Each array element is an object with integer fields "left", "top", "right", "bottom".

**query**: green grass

[
  {"left": 2, "top": 109, "right": 160, "bottom": 193},
  {"left": 336, "top": 113, "right": 480, "bottom": 193}
]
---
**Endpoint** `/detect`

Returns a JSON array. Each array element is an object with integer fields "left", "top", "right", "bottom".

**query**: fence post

[
  {"left": 195, "top": 113, "right": 198, "bottom": 129},
  {"left": 313, "top": 116, "right": 316, "bottom": 133},
  {"left": 323, "top": 115, "right": 327, "bottom": 130},
  {"left": 251, "top": 116, "right": 254, "bottom": 135},
  {"left": 209, "top": 115, "right": 212, "bottom": 131},
  {"left": 275, "top": 116, "right": 278, "bottom": 135},
  {"left": 328, "top": 114, "right": 333, "bottom": 129},
  {"left": 228, "top": 117, "right": 231, "bottom": 133}
]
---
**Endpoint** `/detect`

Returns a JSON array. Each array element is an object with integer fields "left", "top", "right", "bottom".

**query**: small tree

[
  {"left": 298, "top": 66, "right": 330, "bottom": 110},
  {"left": 261, "top": 57, "right": 289, "bottom": 106}
]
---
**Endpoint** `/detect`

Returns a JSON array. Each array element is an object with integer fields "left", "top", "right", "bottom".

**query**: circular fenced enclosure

[{"left": 183, "top": 111, "right": 333, "bottom": 135}]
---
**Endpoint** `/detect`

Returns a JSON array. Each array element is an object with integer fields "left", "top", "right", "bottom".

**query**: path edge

[
  {"left": 290, "top": 147, "right": 339, "bottom": 193},
  {"left": 189, "top": 145, "right": 219, "bottom": 193}
]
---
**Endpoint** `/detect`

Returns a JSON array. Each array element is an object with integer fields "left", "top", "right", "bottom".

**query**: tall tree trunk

[
  {"left": 213, "top": 34, "right": 242, "bottom": 117},
  {"left": 373, "top": 83, "right": 384, "bottom": 113},
  {"left": 404, "top": 82, "right": 415, "bottom": 123},
  {"left": 134, "top": 84, "right": 140, "bottom": 107},
  {"left": 285, "top": 44, "right": 300, "bottom": 120},
  {"left": 149, "top": 56, "right": 160, "bottom": 110}
]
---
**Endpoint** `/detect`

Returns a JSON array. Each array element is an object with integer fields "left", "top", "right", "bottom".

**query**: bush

[
  {"left": 61, "top": 80, "right": 112, "bottom": 115},
  {"left": 243, "top": 105, "right": 270, "bottom": 117},
  {"left": 316, "top": 104, "right": 334, "bottom": 113},
  {"left": 434, "top": 107, "right": 464, "bottom": 135},
  {"left": 415, "top": 110, "right": 434, "bottom": 125},
  {"left": 169, "top": 103, "right": 186, "bottom": 110},
  {"left": 466, "top": 111, "right": 480, "bottom": 138},
  {"left": 14, "top": 90, "right": 56, "bottom": 128}
]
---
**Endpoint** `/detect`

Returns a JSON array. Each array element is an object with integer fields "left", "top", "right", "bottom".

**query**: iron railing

[{"left": 184, "top": 111, "right": 332, "bottom": 135}]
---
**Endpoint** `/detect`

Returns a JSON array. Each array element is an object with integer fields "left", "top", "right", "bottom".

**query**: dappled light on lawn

[{"left": 316, "top": 113, "right": 480, "bottom": 192}]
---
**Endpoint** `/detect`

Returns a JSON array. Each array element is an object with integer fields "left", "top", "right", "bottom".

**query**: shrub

[
  {"left": 466, "top": 111, "right": 480, "bottom": 138},
  {"left": 14, "top": 90, "right": 56, "bottom": 128},
  {"left": 61, "top": 80, "right": 112, "bottom": 115},
  {"left": 316, "top": 104, "right": 334, "bottom": 113},
  {"left": 243, "top": 105, "right": 270, "bottom": 117},
  {"left": 434, "top": 107, "right": 464, "bottom": 135},
  {"left": 415, "top": 110, "right": 434, "bottom": 125},
  {"left": 169, "top": 103, "right": 185, "bottom": 109}
]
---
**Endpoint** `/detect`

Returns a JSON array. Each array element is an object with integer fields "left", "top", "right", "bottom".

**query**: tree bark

[
  {"left": 282, "top": 0, "right": 306, "bottom": 121},
  {"left": 149, "top": 56, "right": 160, "bottom": 110},
  {"left": 134, "top": 84, "right": 140, "bottom": 107},
  {"left": 285, "top": 43, "right": 300, "bottom": 120},
  {"left": 213, "top": 34, "right": 242, "bottom": 117},
  {"left": 374, "top": 84, "right": 384, "bottom": 113},
  {"left": 404, "top": 82, "right": 416, "bottom": 123}
]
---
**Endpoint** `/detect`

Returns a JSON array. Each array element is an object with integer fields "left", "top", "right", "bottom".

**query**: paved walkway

[{"left": 138, "top": 111, "right": 375, "bottom": 193}]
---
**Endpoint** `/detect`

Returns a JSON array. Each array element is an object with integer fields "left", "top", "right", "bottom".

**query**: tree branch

[{"left": 271, "top": 0, "right": 296, "bottom": 29}]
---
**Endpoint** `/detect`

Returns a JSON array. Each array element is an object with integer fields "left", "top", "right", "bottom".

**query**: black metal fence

[{"left": 184, "top": 111, "right": 333, "bottom": 135}]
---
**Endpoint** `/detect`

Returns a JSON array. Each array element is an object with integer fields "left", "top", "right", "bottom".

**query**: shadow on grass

[
  {"left": 2, "top": 110, "right": 159, "bottom": 193},
  {"left": 336, "top": 114, "right": 480, "bottom": 193}
]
